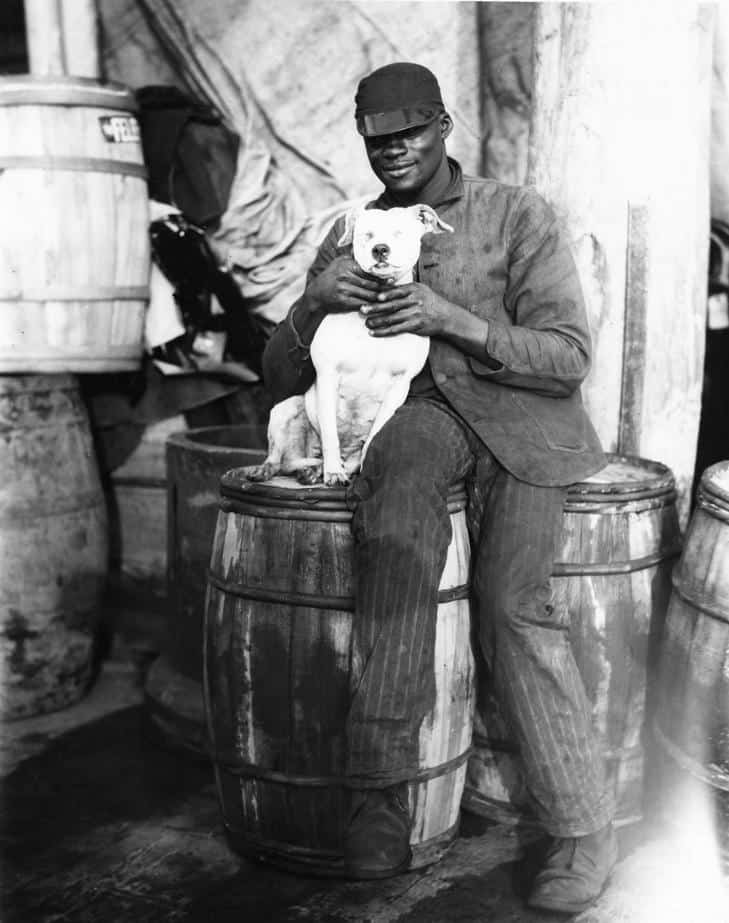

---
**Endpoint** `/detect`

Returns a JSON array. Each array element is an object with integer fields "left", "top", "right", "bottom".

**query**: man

[{"left": 262, "top": 62, "right": 617, "bottom": 914}]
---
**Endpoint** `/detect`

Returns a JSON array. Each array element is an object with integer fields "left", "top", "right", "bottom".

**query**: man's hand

[
  {"left": 308, "top": 255, "right": 386, "bottom": 313},
  {"left": 361, "top": 282, "right": 459, "bottom": 337}
]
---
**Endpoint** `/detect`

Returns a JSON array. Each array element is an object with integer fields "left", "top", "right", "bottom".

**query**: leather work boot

[
  {"left": 342, "top": 784, "right": 412, "bottom": 879},
  {"left": 527, "top": 822, "right": 619, "bottom": 914}
]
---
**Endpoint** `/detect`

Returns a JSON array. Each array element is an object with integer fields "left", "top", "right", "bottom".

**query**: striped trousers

[{"left": 345, "top": 397, "right": 614, "bottom": 837}]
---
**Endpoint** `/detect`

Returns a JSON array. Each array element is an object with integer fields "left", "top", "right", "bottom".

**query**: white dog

[{"left": 245, "top": 203, "right": 453, "bottom": 486}]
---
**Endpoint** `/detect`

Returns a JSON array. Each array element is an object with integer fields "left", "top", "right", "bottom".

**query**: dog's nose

[{"left": 372, "top": 243, "right": 390, "bottom": 262}]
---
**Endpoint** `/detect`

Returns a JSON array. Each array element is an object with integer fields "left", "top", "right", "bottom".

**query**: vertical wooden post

[
  {"left": 712, "top": 3, "right": 729, "bottom": 224},
  {"left": 528, "top": 3, "right": 713, "bottom": 523},
  {"left": 24, "top": 0, "right": 100, "bottom": 77},
  {"left": 477, "top": 2, "right": 534, "bottom": 183},
  {"left": 24, "top": 0, "right": 66, "bottom": 74}
]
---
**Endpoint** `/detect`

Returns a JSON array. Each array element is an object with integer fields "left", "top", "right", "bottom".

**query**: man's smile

[{"left": 382, "top": 162, "right": 414, "bottom": 177}]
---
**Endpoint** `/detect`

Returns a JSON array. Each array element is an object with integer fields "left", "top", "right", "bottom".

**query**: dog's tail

[{"left": 285, "top": 457, "right": 323, "bottom": 471}]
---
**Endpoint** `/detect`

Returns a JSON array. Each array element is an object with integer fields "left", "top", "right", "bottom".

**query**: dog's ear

[
  {"left": 337, "top": 205, "right": 367, "bottom": 247},
  {"left": 411, "top": 204, "right": 454, "bottom": 235}
]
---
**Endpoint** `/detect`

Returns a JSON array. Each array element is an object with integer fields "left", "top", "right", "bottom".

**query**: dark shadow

[
  {"left": 0, "top": 705, "right": 213, "bottom": 861},
  {"left": 390, "top": 866, "right": 552, "bottom": 923}
]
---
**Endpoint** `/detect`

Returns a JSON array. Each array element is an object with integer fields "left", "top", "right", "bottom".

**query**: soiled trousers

[{"left": 344, "top": 397, "right": 614, "bottom": 837}]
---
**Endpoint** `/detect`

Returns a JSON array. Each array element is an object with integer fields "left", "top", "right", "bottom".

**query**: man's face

[{"left": 364, "top": 113, "right": 452, "bottom": 195}]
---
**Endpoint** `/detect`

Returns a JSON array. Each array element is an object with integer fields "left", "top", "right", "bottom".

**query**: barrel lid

[
  {"left": 0, "top": 75, "right": 138, "bottom": 111},
  {"left": 698, "top": 460, "right": 729, "bottom": 509},
  {"left": 220, "top": 470, "right": 467, "bottom": 511},
  {"left": 566, "top": 453, "right": 675, "bottom": 504}
]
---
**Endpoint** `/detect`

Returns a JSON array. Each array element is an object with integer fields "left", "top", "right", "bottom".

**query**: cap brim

[{"left": 356, "top": 105, "right": 442, "bottom": 137}]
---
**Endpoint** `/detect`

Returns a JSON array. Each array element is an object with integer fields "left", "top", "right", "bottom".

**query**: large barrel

[
  {"left": 102, "top": 416, "right": 185, "bottom": 666},
  {"left": 653, "top": 460, "right": 729, "bottom": 867},
  {"left": 0, "top": 76, "right": 149, "bottom": 372},
  {"left": 203, "top": 473, "right": 474, "bottom": 875},
  {"left": 0, "top": 375, "right": 108, "bottom": 719},
  {"left": 144, "top": 424, "right": 267, "bottom": 755},
  {"left": 107, "top": 416, "right": 183, "bottom": 611},
  {"left": 463, "top": 454, "right": 681, "bottom": 826}
]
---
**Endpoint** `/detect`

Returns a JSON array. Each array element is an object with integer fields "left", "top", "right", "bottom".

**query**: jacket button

[{"left": 434, "top": 372, "right": 448, "bottom": 385}]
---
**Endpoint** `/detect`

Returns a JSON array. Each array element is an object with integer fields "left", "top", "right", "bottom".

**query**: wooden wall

[{"left": 529, "top": 3, "right": 713, "bottom": 524}]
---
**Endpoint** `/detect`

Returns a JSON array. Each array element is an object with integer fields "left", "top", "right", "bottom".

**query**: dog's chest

[{"left": 310, "top": 313, "right": 428, "bottom": 383}]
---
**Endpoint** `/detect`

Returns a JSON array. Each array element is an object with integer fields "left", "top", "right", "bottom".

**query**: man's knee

[
  {"left": 352, "top": 420, "right": 453, "bottom": 512},
  {"left": 361, "top": 422, "right": 442, "bottom": 484},
  {"left": 475, "top": 566, "right": 567, "bottom": 636},
  {"left": 351, "top": 472, "right": 450, "bottom": 554},
  {"left": 350, "top": 439, "right": 453, "bottom": 555}
]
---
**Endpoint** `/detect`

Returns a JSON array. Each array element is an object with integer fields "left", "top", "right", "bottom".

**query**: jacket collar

[{"left": 374, "top": 157, "right": 464, "bottom": 210}]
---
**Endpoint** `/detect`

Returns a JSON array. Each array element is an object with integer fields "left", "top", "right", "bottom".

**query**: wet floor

[{"left": 1, "top": 655, "right": 726, "bottom": 923}]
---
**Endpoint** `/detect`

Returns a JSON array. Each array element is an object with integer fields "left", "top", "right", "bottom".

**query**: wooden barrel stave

[
  {"left": 205, "top": 591, "right": 351, "bottom": 855},
  {"left": 204, "top": 476, "right": 474, "bottom": 874},
  {"left": 463, "top": 454, "right": 680, "bottom": 826},
  {"left": 656, "top": 595, "right": 729, "bottom": 767},
  {"left": 414, "top": 594, "right": 472, "bottom": 846}
]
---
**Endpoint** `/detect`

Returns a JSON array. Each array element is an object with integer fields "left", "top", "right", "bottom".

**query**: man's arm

[
  {"left": 261, "top": 226, "right": 339, "bottom": 404},
  {"left": 362, "top": 187, "right": 592, "bottom": 397},
  {"left": 465, "top": 186, "right": 592, "bottom": 395}
]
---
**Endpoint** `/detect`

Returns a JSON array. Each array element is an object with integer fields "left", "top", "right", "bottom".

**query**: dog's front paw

[
  {"left": 323, "top": 468, "right": 350, "bottom": 487},
  {"left": 241, "top": 462, "right": 278, "bottom": 482},
  {"left": 296, "top": 464, "right": 323, "bottom": 485}
]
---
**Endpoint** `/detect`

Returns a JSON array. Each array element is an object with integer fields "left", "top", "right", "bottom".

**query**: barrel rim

[
  {"left": 219, "top": 450, "right": 671, "bottom": 509},
  {"left": 0, "top": 75, "right": 138, "bottom": 110},
  {"left": 218, "top": 472, "right": 468, "bottom": 511},
  {"left": 567, "top": 452, "right": 675, "bottom": 500},
  {"left": 699, "top": 460, "right": 729, "bottom": 509}
]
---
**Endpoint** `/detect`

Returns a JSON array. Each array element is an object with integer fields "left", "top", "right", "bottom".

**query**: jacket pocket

[
  {"left": 511, "top": 392, "right": 590, "bottom": 453},
  {"left": 468, "top": 355, "right": 505, "bottom": 377}
]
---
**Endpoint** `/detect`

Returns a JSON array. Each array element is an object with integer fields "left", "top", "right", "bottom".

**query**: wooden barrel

[
  {"left": 102, "top": 416, "right": 185, "bottom": 666},
  {"left": 144, "top": 424, "right": 267, "bottom": 755},
  {"left": 0, "top": 375, "right": 108, "bottom": 719},
  {"left": 462, "top": 454, "right": 681, "bottom": 826},
  {"left": 0, "top": 76, "right": 149, "bottom": 372},
  {"left": 653, "top": 460, "right": 729, "bottom": 867},
  {"left": 203, "top": 473, "right": 474, "bottom": 875},
  {"left": 108, "top": 416, "right": 183, "bottom": 609}
]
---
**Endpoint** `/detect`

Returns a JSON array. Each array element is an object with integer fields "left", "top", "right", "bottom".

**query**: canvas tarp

[{"left": 98, "top": 0, "right": 482, "bottom": 324}]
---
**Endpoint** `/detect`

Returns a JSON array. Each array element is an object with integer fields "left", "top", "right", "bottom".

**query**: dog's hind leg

[
  {"left": 241, "top": 396, "right": 306, "bottom": 481},
  {"left": 360, "top": 373, "right": 412, "bottom": 464}
]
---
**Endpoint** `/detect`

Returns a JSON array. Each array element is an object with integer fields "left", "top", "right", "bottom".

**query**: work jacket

[{"left": 261, "top": 160, "right": 605, "bottom": 487}]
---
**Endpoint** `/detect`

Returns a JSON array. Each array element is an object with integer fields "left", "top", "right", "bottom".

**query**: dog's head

[{"left": 337, "top": 204, "right": 453, "bottom": 282}]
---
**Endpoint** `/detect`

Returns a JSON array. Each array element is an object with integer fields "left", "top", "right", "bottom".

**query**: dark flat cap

[{"left": 354, "top": 62, "right": 444, "bottom": 137}]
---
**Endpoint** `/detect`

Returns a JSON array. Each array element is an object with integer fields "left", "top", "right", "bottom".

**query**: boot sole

[
  {"left": 527, "top": 868, "right": 617, "bottom": 915},
  {"left": 527, "top": 893, "right": 599, "bottom": 914},
  {"left": 343, "top": 848, "right": 413, "bottom": 880}
]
